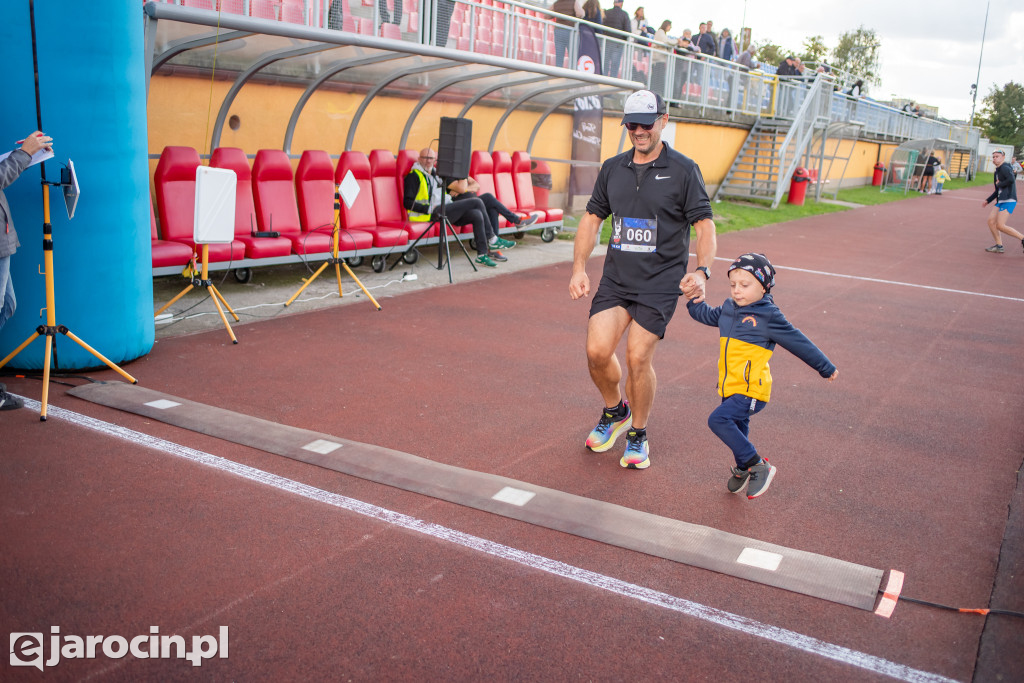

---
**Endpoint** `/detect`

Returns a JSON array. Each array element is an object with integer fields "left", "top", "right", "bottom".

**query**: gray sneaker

[
  {"left": 746, "top": 458, "right": 777, "bottom": 499},
  {"left": 727, "top": 466, "right": 751, "bottom": 494},
  {"left": 985, "top": 244, "right": 1005, "bottom": 253}
]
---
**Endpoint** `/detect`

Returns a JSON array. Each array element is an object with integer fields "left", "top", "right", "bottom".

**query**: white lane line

[
  {"left": 706, "top": 256, "right": 1024, "bottom": 303},
  {"left": 19, "top": 397, "right": 956, "bottom": 683}
]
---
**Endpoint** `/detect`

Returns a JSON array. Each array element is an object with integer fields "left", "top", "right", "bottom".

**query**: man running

[
  {"left": 569, "top": 90, "right": 717, "bottom": 470},
  {"left": 982, "top": 149, "right": 1022, "bottom": 254}
]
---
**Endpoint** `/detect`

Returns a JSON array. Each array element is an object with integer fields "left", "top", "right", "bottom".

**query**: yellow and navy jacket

[{"left": 687, "top": 294, "right": 836, "bottom": 402}]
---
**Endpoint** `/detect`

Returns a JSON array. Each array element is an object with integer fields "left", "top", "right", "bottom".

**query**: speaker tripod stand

[
  {"left": 390, "top": 185, "right": 476, "bottom": 284},
  {"left": 0, "top": 178, "right": 138, "bottom": 421}
]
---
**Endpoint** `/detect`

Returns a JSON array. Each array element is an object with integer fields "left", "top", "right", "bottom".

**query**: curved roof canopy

[{"left": 143, "top": 2, "right": 641, "bottom": 155}]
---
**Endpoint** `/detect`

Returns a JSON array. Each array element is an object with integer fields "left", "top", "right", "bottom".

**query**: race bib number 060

[{"left": 610, "top": 216, "right": 658, "bottom": 253}]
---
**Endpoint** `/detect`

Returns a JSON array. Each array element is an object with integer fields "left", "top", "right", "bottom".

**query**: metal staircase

[
  {"left": 713, "top": 75, "right": 833, "bottom": 208},
  {"left": 712, "top": 119, "right": 790, "bottom": 203}
]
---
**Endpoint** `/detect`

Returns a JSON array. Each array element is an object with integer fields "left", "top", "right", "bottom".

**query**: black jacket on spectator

[{"left": 603, "top": 5, "right": 631, "bottom": 35}]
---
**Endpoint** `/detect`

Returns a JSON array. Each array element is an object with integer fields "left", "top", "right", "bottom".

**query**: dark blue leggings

[{"left": 708, "top": 393, "right": 767, "bottom": 468}]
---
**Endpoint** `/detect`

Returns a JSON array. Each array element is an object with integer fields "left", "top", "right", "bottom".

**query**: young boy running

[{"left": 686, "top": 254, "right": 838, "bottom": 499}]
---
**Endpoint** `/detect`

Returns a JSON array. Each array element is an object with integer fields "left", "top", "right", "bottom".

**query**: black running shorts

[{"left": 589, "top": 279, "right": 681, "bottom": 339}]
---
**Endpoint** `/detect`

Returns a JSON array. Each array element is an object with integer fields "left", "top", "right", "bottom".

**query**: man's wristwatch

[{"left": 695, "top": 266, "right": 711, "bottom": 280}]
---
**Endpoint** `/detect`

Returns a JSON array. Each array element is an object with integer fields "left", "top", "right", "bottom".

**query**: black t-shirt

[{"left": 586, "top": 143, "right": 713, "bottom": 295}]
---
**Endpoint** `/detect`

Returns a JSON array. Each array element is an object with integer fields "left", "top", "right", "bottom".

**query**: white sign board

[{"left": 194, "top": 166, "right": 236, "bottom": 244}]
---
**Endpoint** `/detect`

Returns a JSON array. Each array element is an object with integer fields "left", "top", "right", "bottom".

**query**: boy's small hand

[
  {"left": 679, "top": 273, "right": 706, "bottom": 302},
  {"left": 827, "top": 369, "right": 838, "bottom": 382}
]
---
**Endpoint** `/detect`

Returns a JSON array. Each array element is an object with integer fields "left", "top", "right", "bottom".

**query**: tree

[
  {"left": 831, "top": 26, "right": 881, "bottom": 90},
  {"left": 801, "top": 35, "right": 828, "bottom": 64},
  {"left": 755, "top": 41, "right": 788, "bottom": 69},
  {"left": 976, "top": 81, "right": 1024, "bottom": 155}
]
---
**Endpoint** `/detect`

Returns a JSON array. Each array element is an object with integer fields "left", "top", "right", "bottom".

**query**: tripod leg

[
  {"left": 284, "top": 260, "right": 330, "bottom": 306},
  {"left": 207, "top": 285, "right": 239, "bottom": 344},
  {"left": 154, "top": 282, "right": 196, "bottom": 317},
  {"left": 210, "top": 285, "right": 240, "bottom": 322},
  {"left": 447, "top": 217, "right": 478, "bottom": 271},
  {"left": 62, "top": 329, "right": 139, "bottom": 384},
  {"left": 40, "top": 334, "right": 53, "bottom": 421},
  {"left": 334, "top": 261, "right": 344, "bottom": 298},
  {"left": 0, "top": 330, "right": 41, "bottom": 370},
  {"left": 389, "top": 222, "right": 434, "bottom": 271},
  {"left": 341, "top": 263, "right": 382, "bottom": 310}
]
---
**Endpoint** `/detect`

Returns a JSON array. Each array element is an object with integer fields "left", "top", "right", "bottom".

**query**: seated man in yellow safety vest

[{"left": 403, "top": 147, "right": 510, "bottom": 268}]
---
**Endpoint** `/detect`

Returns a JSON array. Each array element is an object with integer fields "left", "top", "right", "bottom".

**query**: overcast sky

[{"left": 632, "top": 0, "right": 1023, "bottom": 122}]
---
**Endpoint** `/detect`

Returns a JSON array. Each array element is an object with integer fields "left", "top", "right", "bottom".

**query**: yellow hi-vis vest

[{"left": 409, "top": 168, "right": 433, "bottom": 222}]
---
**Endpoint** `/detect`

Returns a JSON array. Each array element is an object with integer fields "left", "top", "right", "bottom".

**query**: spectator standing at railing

[
  {"left": 776, "top": 55, "right": 799, "bottom": 76},
  {"left": 327, "top": 0, "right": 344, "bottom": 29},
  {"left": 583, "top": 0, "right": 603, "bottom": 25},
  {"left": 632, "top": 6, "right": 652, "bottom": 41},
  {"left": 651, "top": 19, "right": 676, "bottom": 92},
  {"left": 433, "top": 0, "right": 456, "bottom": 47},
  {"left": 694, "top": 22, "right": 716, "bottom": 57},
  {"left": 603, "top": 0, "right": 631, "bottom": 78},
  {"left": 717, "top": 28, "right": 736, "bottom": 61},
  {"left": 705, "top": 19, "right": 718, "bottom": 50},
  {"left": 552, "top": 0, "right": 585, "bottom": 69},
  {"left": 378, "top": 0, "right": 401, "bottom": 26},
  {"left": 845, "top": 79, "right": 863, "bottom": 97},
  {"left": 737, "top": 43, "right": 758, "bottom": 70}
]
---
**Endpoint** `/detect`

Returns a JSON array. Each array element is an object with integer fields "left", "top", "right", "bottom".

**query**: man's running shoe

[
  {"left": 476, "top": 254, "right": 499, "bottom": 267},
  {"left": 619, "top": 429, "right": 650, "bottom": 469},
  {"left": 746, "top": 458, "right": 777, "bottom": 499},
  {"left": 585, "top": 402, "right": 631, "bottom": 452},
  {"left": 727, "top": 466, "right": 751, "bottom": 494},
  {"left": 985, "top": 244, "right": 1005, "bottom": 253},
  {"left": 517, "top": 214, "right": 540, "bottom": 227},
  {"left": 489, "top": 250, "right": 507, "bottom": 262},
  {"left": 493, "top": 236, "right": 517, "bottom": 249}
]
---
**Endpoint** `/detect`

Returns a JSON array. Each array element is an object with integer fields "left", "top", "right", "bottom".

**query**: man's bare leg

[
  {"left": 624, "top": 321, "right": 660, "bottom": 430},
  {"left": 586, "top": 306, "right": 632, "bottom": 408}
]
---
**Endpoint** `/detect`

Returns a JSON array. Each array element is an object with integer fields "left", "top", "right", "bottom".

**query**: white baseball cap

[{"left": 621, "top": 90, "right": 666, "bottom": 125}]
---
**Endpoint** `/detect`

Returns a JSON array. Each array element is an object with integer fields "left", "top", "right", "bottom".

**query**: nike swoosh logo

[{"left": 655, "top": 174, "right": 670, "bottom": 180}]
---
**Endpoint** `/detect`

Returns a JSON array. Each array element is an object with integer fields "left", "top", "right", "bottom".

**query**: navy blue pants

[{"left": 708, "top": 393, "right": 767, "bottom": 468}]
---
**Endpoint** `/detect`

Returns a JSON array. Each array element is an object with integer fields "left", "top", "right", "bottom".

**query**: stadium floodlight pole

[{"left": 968, "top": 0, "right": 989, "bottom": 129}]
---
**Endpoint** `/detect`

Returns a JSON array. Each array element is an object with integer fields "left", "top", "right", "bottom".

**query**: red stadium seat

[
  {"left": 251, "top": 149, "right": 333, "bottom": 255},
  {"left": 154, "top": 146, "right": 245, "bottom": 262},
  {"left": 150, "top": 200, "right": 193, "bottom": 269},
  {"left": 380, "top": 22, "right": 402, "bottom": 40},
  {"left": 249, "top": 0, "right": 280, "bottom": 20},
  {"left": 512, "top": 151, "right": 562, "bottom": 222},
  {"left": 469, "top": 150, "right": 497, "bottom": 196},
  {"left": 335, "top": 151, "right": 409, "bottom": 248},
  {"left": 281, "top": 0, "right": 307, "bottom": 24},
  {"left": 293, "top": 150, "right": 373, "bottom": 253},
  {"left": 209, "top": 147, "right": 293, "bottom": 259},
  {"left": 491, "top": 150, "right": 535, "bottom": 227},
  {"left": 217, "top": 0, "right": 246, "bottom": 15},
  {"left": 369, "top": 149, "right": 437, "bottom": 240}
]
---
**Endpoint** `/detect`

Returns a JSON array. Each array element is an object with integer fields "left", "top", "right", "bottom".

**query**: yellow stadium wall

[{"left": 147, "top": 74, "right": 895, "bottom": 204}]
